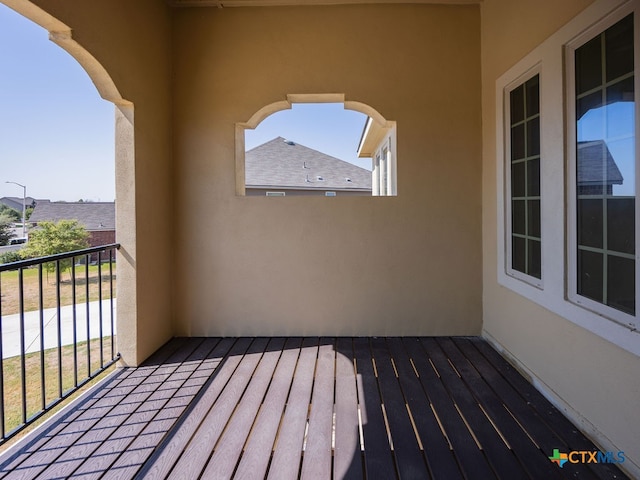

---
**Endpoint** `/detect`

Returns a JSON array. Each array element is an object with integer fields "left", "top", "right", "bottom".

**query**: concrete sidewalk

[{"left": 0, "top": 299, "right": 117, "bottom": 359}]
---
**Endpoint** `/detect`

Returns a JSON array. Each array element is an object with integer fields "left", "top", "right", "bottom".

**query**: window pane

[
  {"left": 512, "top": 200, "right": 526, "bottom": 235},
  {"left": 526, "top": 76, "right": 540, "bottom": 116},
  {"left": 605, "top": 14, "right": 634, "bottom": 82},
  {"left": 607, "top": 255, "right": 635, "bottom": 314},
  {"left": 577, "top": 91, "right": 604, "bottom": 128},
  {"left": 510, "top": 85, "right": 525, "bottom": 125},
  {"left": 576, "top": 35, "right": 602, "bottom": 94},
  {"left": 578, "top": 249, "right": 603, "bottom": 303},
  {"left": 607, "top": 78, "right": 635, "bottom": 139},
  {"left": 528, "top": 239, "right": 541, "bottom": 279},
  {"left": 509, "top": 74, "right": 540, "bottom": 280},
  {"left": 511, "top": 124, "right": 525, "bottom": 160},
  {"left": 512, "top": 161, "right": 526, "bottom": 197},
  {"left": 608, "top": 198, "right": 635, "bottom": 254},
  {"left": 512, "top": 236, "right": 526, "bottom": 272},
  {"left": 575, "top": 14, "right": 635, "bottom": 315},
  {"left": 607, "top": 137, "right": 635, "bottom": 196},
  {"left": 527, "top": 158, "right": 540, "bottom": 196},
  {"left": 528, "top": 200, "right": 541, "bottom": 238},
  {"left": 526, "top": 117, "right": 540, "bottom": 157},
  {"left": 578, "top": 198, "right": 603, "bottom": 248}
]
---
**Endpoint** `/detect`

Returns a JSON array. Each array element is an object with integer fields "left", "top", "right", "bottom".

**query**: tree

[
  {"left": 0, "top": 204, "right": 21, "bottom": 222},
  {"left": 20, "top": 220, "right": 90, "bottom": 279},
  {"left": 0, "top": 214, "right": 16, "bottom": 246}
]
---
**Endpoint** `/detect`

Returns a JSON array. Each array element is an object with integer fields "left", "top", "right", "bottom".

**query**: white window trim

[
  {"left": 496, "top": 0, "right": 640, "bottom": 357},
  {"left": 371, "top": 127, "right": 398, "bottom": 197},
  {"left": 504, "top": 66, "right": 544, "bottom": 289},
  {"left": 565, "top": 2, "right": 639, "bottom": 332}
]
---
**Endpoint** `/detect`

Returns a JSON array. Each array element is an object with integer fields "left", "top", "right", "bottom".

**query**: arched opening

[
  {"left": 236, "top": 93, "right": 397, "bottom": 197},
  {"left": 0, "top": 0, "right": 136, "bottom": 365}
]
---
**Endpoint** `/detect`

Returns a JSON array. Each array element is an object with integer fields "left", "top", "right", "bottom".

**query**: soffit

[{"left": 168, "top": 0, "right": 480, "bottom": 7}]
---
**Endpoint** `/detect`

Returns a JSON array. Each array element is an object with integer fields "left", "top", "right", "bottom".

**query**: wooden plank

[
  {"left": 266, "top": 338, "right": 318, "bottom": 480},
  {"left": 300, "top": 339, "right": 336, "bottom": 480},
  {"left": 234, "top": 338, "right": 303, "bottom": 480},
  {"left": 40, "top": 339, "right": 210, "bottom": 479},
  {"left": 402, "top": 338, "right": 496, "bottom": 480},
  {"left": 67, "top": 338, "right": 225, "bottom": 480},
  {"left": 421, "top": 338, "right": 527, "bottom": 480},
  {"left": 370, "top": 337, "right": 430, "bottom": 479},
  {"left": 438, "top": 338, "right": 565, "bottom": 480},
  {"left": 0, "top": 367, "right": 133, "bottom": 479},
  {"left": 2, "top": 339, "right": 202, "bottom": 480},
  {"left": 201, "top": 337, "right": 286, "bottom": 479},
  {"left": 0, "top": 337, "right": 189, "bottom": 478},
  {"left": 333, "top": 338, "right": 364, "bottom": 480},
  {"left": 385, "top": 338, "right": 463, "bottom": 480},
  {"left": 470, "top": 338, "right": 630, "bottom": 480},
  {"left": 353, "top": 337, "right": 397, "bottom": 480},
  {"left": 136, "top": 337, "right": 253, "bottom": 480},
  {"left": 164, "top": 337, "right": 269, "bottom": 480}
]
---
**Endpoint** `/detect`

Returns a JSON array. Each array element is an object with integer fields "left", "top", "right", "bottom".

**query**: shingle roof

[
  {"left": 28, "top": 202, "right": 115, "bottom": 231},
  {"left": 0, "top": 197, "right": 43, "bottom": 211},
  {"left": 245, "top": 137, "right": 372, "bottom": 191},
  {"left": 577, "top": 140, "right": 624, "bottom": 186}
]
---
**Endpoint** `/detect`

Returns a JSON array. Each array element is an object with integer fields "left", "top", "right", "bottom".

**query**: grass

[
  {"left": 0, "top": 336, "right": 117, "bottom": 449},
  {"left": 0, "top": 263, "right": 116, "bottom": 316}
]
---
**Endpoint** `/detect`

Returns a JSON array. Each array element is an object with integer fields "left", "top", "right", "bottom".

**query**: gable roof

[
  {"left": 0, "top": 197, "right": 44, "bottom": 211},
  {"left": 28, "top": 202, "right": 115, "bottom": 231},
  {"left": 245, "top": 137, "right": 372, "bottom": 191},
  {"left": 577, "top": 140, "right": 624, "bottom": 186}
]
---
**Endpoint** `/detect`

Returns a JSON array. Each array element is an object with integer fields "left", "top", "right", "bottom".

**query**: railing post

[{"left": 19, "top": 268, "right": 26, "bottom": 424}]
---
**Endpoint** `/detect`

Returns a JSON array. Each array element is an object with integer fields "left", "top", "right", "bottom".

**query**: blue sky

[
  {"left": 0, "top": 4, "right": 371, "bottom": 205},
  {"left": 0, "top": 3, "right": 115, "bottom": 202},
  {"left": 245, "top": 103, "right": 371, "bottom": 171}
]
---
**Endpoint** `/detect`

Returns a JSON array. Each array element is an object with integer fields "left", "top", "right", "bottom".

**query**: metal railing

[{"left": 0, "top": 243, "right": 120, "bottom": 443}]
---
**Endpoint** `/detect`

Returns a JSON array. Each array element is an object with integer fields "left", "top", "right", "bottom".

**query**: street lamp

[{"left": 5, "top": 181, "right": 27, "bottom": 239}]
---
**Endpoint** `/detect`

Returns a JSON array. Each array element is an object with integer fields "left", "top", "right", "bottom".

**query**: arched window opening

[{"left": 237, "top": 94, "right": 397, "bottom": 197}]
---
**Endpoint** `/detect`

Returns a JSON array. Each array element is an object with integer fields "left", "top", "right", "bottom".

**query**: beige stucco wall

[
  {"left": 481, "top": 0, "right": 640, "bottom": 474},
  {"left": 172, "top": 4, "right": 482, "bottom": 337},
  {"left": 8, "top": 0, "right": 175, "bottom": 365}
]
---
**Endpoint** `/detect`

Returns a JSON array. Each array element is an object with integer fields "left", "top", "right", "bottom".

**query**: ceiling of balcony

[{"left": 167, "top": 0, "right": 480, "bottom": 7}]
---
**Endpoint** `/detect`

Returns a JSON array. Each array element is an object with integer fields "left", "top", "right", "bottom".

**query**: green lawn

[
  {"left": 1, "top": 337, "right": 116, "bottom": 446},
  {"left": 0, "top": 263, "right": 116, "bottom": 315}
]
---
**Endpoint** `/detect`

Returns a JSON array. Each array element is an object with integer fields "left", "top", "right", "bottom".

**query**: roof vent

[
  {"left": 317, "top": 176, "right": 324, "bottom": 181},
  {"left": 345, "top": 178, "right": 352, "bottom": 182},
  {"left": 284, "top": 139, "right": 295, "bottom": 146}
]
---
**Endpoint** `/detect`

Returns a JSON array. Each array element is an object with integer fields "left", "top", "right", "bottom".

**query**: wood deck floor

[{"left": 0, "top": 337, "right": 629, "bottom": 480}]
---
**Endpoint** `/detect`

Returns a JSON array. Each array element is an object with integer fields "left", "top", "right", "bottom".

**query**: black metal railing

[{"left": 0, "top": 243, "right": 120, "bottom": 443}]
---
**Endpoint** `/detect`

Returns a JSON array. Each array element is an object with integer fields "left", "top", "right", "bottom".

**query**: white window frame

[
  {"left": 371, "top": 131, "right": 397, "bottom": 197},
  {"left": 504, "top": 67, "right": 543, "bottom": 288},
  {"left": 566, "top": 3, "right": 639, "bottom": 331},
  {"left": 496, "top": 0, "right": 640, "bottom": 356}
]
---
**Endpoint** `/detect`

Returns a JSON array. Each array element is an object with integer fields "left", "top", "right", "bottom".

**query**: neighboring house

[
  {"left": 0, "top": 196, "right": 44, "bottom": 212},
  {"left": 28, "top": 201, "right": 116, "bottom": 248},
  {"left": 357, "top": 118, "right": 397, "bottom": 196},
  {"left": 245, "top": 137, "right": 372, "bottom": 196}
]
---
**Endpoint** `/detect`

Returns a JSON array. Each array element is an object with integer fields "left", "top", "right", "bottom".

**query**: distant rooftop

[
  {"left": 246, "top": 137, "right": 372, "bottom": 191},
  {"left": 29, "top": 201, "right": 115, "bottom": 231},
  {"left": 0, "top": 197, "right": 46, "bottom": 210},
  {"left": 577, "top": 140, "right": 624, "bottom": 186}
]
